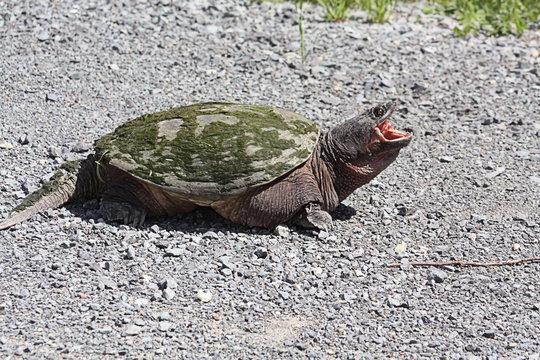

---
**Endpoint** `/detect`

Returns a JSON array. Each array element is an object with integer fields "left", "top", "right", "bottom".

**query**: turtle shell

[{"left": 95, "top": 102, "right": 320, "bottom": 200}]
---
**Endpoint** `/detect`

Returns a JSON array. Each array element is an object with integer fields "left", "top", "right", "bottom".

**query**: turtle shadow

[
  {"left": 65, "top": 200, "right": 272, "bottom": 236},
  {"left": 66, "top": 199, "right": 355, "bottom": 236},
  {"left": 331, "top": 203, "right": 357, "bottom": 221}
]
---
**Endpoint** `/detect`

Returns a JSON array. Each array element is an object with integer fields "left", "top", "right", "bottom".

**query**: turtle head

[
  {"left": 327, "top": 101, "right": 412, "bottom": 160},
  {"left": 324, "top": 101, "right": 412, "bottom": 198}
]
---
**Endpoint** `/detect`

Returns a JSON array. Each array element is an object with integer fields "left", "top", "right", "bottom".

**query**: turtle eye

[{"left": 373, "top": 105, "right": 386, "bottom": 118}]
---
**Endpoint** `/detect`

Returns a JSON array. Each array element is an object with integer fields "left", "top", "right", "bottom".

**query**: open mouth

[
  {"left": 374, "top": 119, "right": 410, "bottom": 141},
  {"left": 366, "top": 118, "right": 411, "bottom": 153}
]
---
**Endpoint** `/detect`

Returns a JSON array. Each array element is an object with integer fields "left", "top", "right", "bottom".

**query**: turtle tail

[{"left": 0, "top": 155, "right": 104, "bottom": 230}]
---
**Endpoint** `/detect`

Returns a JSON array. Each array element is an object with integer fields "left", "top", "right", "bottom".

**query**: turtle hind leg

[
  {"left": 292, "top": 202, "right": 333, "bottom": 231},
  {"left": 99, "top": 167, "right": 200, "bottom": 227},
  {"left": 100, "top": 186, "right": 148, "bottom": 227}
]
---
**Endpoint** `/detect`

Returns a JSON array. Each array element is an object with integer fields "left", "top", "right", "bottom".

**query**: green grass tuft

[{"left": 426, "top": 0, "right": 540, "bottom": 36}]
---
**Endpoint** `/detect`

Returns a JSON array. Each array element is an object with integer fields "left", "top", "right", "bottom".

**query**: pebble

[
  {"left": 165, "top": 248, "right": 184, "bottom": 257},
  {"left": 158, "top": 276, "right": 177, "bottom": 290},
  {"left": 125, "top": 246, "right": 136, "bottom": 260},
  {"left": 428, "top": 269, "right": 448, "bottom": 283},
  {"left": 124, "top": 325, "right": 142, "bottom": 336},
  {"left": 158, "top": 321, "right": 172, "bottom": 332},
  {"left": 45, "top": 93, "right": 59, "bottom": 102},
  {"left": 99, "top": 277, "right": 117, "bottom": 289},
  {"left": 254, "top": 247, "right": 268, "bottom": 259},
  {"left": 134, "top": 298, "right": 149, "bottom": 307},
  {"left": 162, "top": 289, "right": 176, "bottom": 301},
  {"left": 37, "top": 31, "right": 50, "bottom": 41},
  {"left": 439, "top": 156, "right": 454, "bottom": 163},
  {"left": 157, "top": 312, "right": 170, "bottom": 321},
  {"left": 273, "top": 224, "right": 290, "bottom": 238},
  {"left": 387, "top": 294, "right": 409, "bottom": 308},
  {"left": 196, "top": 290, "right": 213, "bottom": 303}
]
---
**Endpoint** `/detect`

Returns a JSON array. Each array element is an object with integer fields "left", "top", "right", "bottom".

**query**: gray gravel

[{"left": 1, "top": 0, "right": 539, "bottom": 358}]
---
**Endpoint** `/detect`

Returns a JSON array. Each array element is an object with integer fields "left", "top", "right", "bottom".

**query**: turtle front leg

[
  {"left": 100, "top": 186, "right": 148, "bottom": 227},
  {"left": 292, "top": 202, "right": 333, "bottom": 231}
]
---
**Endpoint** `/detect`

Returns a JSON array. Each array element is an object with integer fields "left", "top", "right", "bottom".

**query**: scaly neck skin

[
  {"left": 318, "top": 130, "right": 402, "bottom": 204},
  {"left": 309, "top": 138, "right": 340, "bottom": 212}
]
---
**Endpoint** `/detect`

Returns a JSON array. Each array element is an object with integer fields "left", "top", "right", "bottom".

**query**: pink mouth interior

[
  {"left": 377, "top": 119, "right": 409, "bottom": 140},
  {"left": 365, "top": 119, "right": 410, "bottom": 153}
]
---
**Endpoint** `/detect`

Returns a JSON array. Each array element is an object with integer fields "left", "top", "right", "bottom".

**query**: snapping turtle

[{"left": 0, "top": 102, "right": 411, "bottom": 230}]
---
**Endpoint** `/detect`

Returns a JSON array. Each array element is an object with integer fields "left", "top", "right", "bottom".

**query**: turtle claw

[
  {"left": 294, "top": 202, "right": 333, "bottom": 231},
  {"left": 101, "top": 199, "right": 148, "bottom": 228}
]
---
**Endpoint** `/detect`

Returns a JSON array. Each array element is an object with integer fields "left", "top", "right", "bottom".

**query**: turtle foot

[
  {"left": 293, "top": 203, "right": 333, "bottom": 231},
  {"left": 100, "top": 189, "right": 148, "bottom": 227}
]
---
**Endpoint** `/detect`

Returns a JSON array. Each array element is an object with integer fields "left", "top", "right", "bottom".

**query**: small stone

[
  {"left": 394, "top": 242, "right": 407, "bottom": 253},
  {"left": 203, "top": 231, "right": 219, "bottom": 239},
  {"left": 532, "top": 49, "right": 539, "bottom": 57},
  {"left": 124, "top": 324, "right": 142, "bottom": 336},
  {"left": 18, "top": 135, "right": 29, "bottom": 145},
  {"left": 162, "top": 288, "right": 175, "bottom": 300},
  {"left": 279, "top": 291, "right": 290, "bottom": 300},
  {"left": 98, "top": 326, "right": 113, "bottom": 334},
  {"left": 134, "top": 298, "right": 149, "bottom": 307},
  {"left": 485, "top": 167, "right": 506, "bottom": 179},
  {"left": 48, "top": 147, "right": 62, "bottom": 158},
  {"left": 37, "top": 31, "right": 50, "bottom": 41},
  {"left": 197, "top": 290, "right": 212, "bottom": 303},
  {"left": 155, "top": 241, "right": 169, "bottom": 249},
  {"left": 0, "top": 142, "right": 14, "bottom": 149},
  {"left": 69, "top": 72, "right": 82, "bottom": 80},
  {"left": 158, "top": 312, "right": 170, "bottom": 321},
  {"left": 254, "top": 247, "right": 268, "bottom": 259},
  {"left": 465, "top": 344, "right": 481, "bottom": 352},
  {"left": 125, "top": 246, "right": 136, "bottom": 260},
  {"left": 433, "top": 245, "right": 449, "bottom": 254},
  {"left": 387, "top": 294, "right": 409, "bottom": 308},
  {"left": 158, "top": 276, "right": 177, "bottom": 290},
  {"left": 99, "top": 277, "right": 117, "bottom": 289},
  {"left": 220, "top": 268, "right": 232, "bottom": 276},
  {"left": 482, "top": 329, "right": 496, "bottom": 339},
  {"left": 158, "top": 321, "right": 172, "bottom": 332},
  {"left": 72, "top": 142, "right": 91, "bottom": 152},
  {"left": 318, "top": 231, "right": 329, "bottom": 240},
  {"left": 284, "top": 272, "right": 297, "bottom": 284},
  {"left": 109, "top": 63, "right": 120, "bottom": 71},
  {"left": 512, "top": 243, "right": 520, "bottom": 251},
  {"left": 428, "top": 269, "right": 448, "bottom": 283},
  {"left": 348, "top": 248, "right": 364, "bottom": 259},
  {"left": 219, "top": 256, "right": 234, "bottom": 270},
  {"left": 46, "top": 93, "right": 59, "bottom": 102},
  {"left": 165, "top": 248, "right": 183, "bottom": 257},
  {"left": 313, "top": 267, "right": 323, "bottom": 276},
  {"left": 381, "top": 78, "right": 395, "bottom": 88},
  {"left": 273, "top": 224, "right": 290, "bottom": 238},
  {"left": 320, "top": 95, "right": 341, "bottom": 106},
  {"left": 439, "top": 156, "right": 454, "bottom": 163},
  {"left": 19, "top": 288, "right": 30, "bottom": 298},
  {"left": 150, "top": 224, "right": 160, "bottom": 233}
]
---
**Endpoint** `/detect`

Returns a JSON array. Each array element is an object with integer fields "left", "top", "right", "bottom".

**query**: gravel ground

[{"left": 0, "top": 0, "right": 539, "bottom": 358}]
